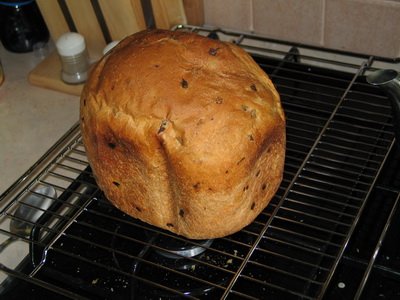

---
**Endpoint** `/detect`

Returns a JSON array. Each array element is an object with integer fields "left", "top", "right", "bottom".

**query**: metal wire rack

[{"left": 0, "top": 25, "right": 399, "bottom": 299}]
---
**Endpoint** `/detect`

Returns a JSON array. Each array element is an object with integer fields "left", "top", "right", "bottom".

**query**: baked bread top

[{"left": 80, "top": 29, "right": 285, "bottom": 239}]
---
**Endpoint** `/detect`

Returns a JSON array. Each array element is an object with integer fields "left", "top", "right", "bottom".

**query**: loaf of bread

[{"left": 80, "top": 29, "right": 285, "bottom": 239}]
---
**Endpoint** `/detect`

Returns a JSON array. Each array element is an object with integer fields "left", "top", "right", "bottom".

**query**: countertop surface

[{"left": 0, "top": 44, "right": 80, "bottom": 195}]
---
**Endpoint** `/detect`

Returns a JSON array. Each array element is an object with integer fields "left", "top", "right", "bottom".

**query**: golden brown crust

[{"left": 80, "top": 29, "right": 285, "bottom": 239}]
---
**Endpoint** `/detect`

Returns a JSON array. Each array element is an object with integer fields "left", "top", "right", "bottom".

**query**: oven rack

[{"left": 0, "top": 25, "right": 399, "bottom": 299}]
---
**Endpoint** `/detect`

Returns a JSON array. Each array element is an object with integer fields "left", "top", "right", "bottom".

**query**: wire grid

[
  {"left": 0, "top": 27, "right": 397, "bottom": 299},
  {"left": 223, "top": 55, "right": 394, "bottom": 299}
]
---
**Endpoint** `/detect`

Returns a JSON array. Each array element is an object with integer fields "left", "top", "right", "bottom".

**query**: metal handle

[
  {"left": 0, "top": 236, "right": 17, "bottom": 252},
  {"left": 367, "top": 69, "right": 400, "bottom": 146}
]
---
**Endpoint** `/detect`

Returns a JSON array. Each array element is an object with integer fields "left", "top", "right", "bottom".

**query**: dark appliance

[{"left": 1, "top": 25, "right": 400, "bottom": 299}]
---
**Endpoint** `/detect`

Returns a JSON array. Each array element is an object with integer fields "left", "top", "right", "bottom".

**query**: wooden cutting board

[{"left": 28, "top": 51, "right": 84, "bottom": 96}]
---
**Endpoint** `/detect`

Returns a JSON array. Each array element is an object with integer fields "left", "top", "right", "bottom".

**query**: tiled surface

[
  {"left": 253, "top": 0, "right": 324, "bottom": 46},
  {"left": 203, "top": 0, "right": 400, "bottom": 58},
  {"left": 324, "top": 0, "right": 400, "bottom": 57},
  {"left": 203, "top": 0, "right": 252, "bottom": 31}
]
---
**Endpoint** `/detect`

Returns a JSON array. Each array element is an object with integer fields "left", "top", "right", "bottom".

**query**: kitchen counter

[{"left": 0, "top": 44, "right": 80, "bottom": 195}]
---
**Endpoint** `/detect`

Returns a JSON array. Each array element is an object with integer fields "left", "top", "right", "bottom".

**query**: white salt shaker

[{"left": 56, "top": 32, "right": 89, "bottom": 84}]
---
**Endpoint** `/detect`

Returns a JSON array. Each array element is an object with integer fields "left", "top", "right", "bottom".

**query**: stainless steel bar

[
  {"left": 284, "top": 197, "right": 356, "bottom": 220},
  {"left": 29, "top": 192, "right": 96, "bottom": 277},
  {"left": 336, "top": 105, "right": 392, "bottom": 120},
  {"left": 318, "top": 137, "right": 396, "bottom": 298},
  {"left": 272, "top": 74, "right": 350, "bottom": 90},
  {"left": 285, "top": 110, "right": 331, "bottom": 123},
  {"left": 291, "top": 184, "right": 364, "bottom": 206},
  {"left": 331, "top": 119, "right": 393, "bottom": 136},
  {"left": 246, "top": 260, "right": 324, "bottom": 285},
  {"left": 354, "top": 192, "right": 400, "bottom": 299},
  {"left": 0, "top": 263, "right": 88, "bottom": 299},
  {"left": 253, "top": 247, "right": 331, "bottom": 272},
  {"left": 278, "top": 206, "right": 353, "bottom": 227},
  {"left": 309, "top": 154, "right": 380, "bottom": 171},
  {"left": 238, "top": 273, "right": 317, "bottom": 300},
  {"left": 273, "top": 216, "right": 348, "bottom": 238},
  {"left": 264, "top": 235, "right": 337, "bottom": 259},
  {"left": 301, "top": 167, "right": 373, "bottom": 186},
  {"left": 327, "top": 128, "right": 392, "bottom": 145},
  {"left": 313, "top": 145, "right": 385, "bottom": 162},
  {"left": 267, "top": 226, "right": 342, "bottom": 248},
  {"left": 279, "top": 87, "right": 342, "bottom": 103},
  {"left": 321, "top": 134, "right": 389, "bottom": 151},
  {"left": 296, "top": 176, "right": 368, "bottom": 195}
]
